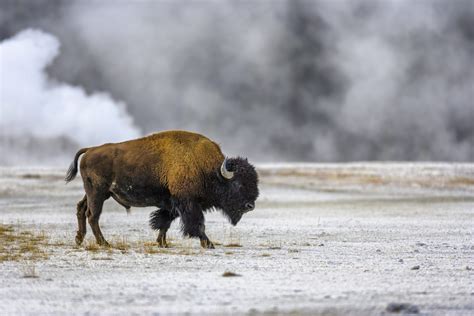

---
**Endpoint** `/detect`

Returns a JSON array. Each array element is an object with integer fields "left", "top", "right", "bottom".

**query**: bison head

[{"left": 212, "top": 157, "right": 259, "bottom": 225}]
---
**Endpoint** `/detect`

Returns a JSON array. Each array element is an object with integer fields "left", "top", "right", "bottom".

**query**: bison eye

[{"left": 231, "top": 181, "right": 242, "bottom": 190}]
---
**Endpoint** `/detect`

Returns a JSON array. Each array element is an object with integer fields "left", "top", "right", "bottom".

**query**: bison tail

[{"left": 65, "top": 148, "right": 89, "bottom": 183}]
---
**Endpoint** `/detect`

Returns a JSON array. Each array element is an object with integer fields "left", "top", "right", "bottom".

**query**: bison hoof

[
  {"left": 157, "top": 241, "right": 169, "bottom": 248},
  {"left": 200, "top": 239, "right": 215, "bottom": 249},
  {"left": 75, "top": 234, "right": 84, "bottom": 246},
  {"left": 97, "top": 239, "right": 110, "bottom": 247},
  {"left": 157, "top": 234, "right": 168, "bottom": 248}
]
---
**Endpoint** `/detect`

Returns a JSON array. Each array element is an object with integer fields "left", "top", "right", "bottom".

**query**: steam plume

[
  {"left": 0, "top": 0, "right": 473, "bottom": 164},
  {"left": 0, "top": 29, "right": 139, "bottom": 165}
]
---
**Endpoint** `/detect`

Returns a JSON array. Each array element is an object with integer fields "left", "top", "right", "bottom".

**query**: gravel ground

[{"left": 0, "top": 165, "right": 473, "bottom": 315}]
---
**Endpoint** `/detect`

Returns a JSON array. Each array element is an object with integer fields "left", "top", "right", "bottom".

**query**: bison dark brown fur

[{"left": 65, "top": 130, "right": 259, "bottom": 248}]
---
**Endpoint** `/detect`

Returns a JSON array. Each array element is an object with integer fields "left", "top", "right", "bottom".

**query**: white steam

[
  {"left": 56, "top": 0, "right": 473, "bottom": 162},
  {"left": 0, "top": 1, "right": 473, "bottom": 164},
  {"left": 0, "top": 29, "right": 140, "bottom": 164}
]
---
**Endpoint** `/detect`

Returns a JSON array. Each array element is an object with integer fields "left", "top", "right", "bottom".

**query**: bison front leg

[
  {"left": 149, "top": 209, "right": 178, "bottom": 247},
  {"left": 173, "top": 198, "right": 214, "bottom": 249}
]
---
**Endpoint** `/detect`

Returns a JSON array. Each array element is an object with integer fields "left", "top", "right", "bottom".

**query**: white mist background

[{"left": 0, "top": 0, "right": 473, "bottom": 165}]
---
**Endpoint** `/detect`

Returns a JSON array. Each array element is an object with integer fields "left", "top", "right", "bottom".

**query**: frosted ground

[{"left": 0, "top": 163, "right": 473, "bottom": 315}]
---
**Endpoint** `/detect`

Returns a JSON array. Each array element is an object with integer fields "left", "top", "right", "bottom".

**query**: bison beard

[
  {"left": 150, "top": 199, "right": 214, "bottom": 248},
  {"left": 66, "top": 131, "right": 259, "bottom": 249}
]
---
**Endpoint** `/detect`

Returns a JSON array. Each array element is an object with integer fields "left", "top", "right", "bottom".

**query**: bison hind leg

[
  {"left": 75, "top": 195, "right": 88, "bottom": 245},
  {"left": 86, "top": 193, "right": 110, "bottom": 247}
]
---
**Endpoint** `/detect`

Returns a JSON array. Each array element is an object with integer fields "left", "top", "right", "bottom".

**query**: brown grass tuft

[
  {"left": 224, "top": 243, "right": 243, "bottom": 248},
  {"left": 448, "top": 177, "right": 474, "bottom": 186},
  {"left": 140, "top": 241, "right": 198, "bottom": 256},
  {"left": 0, "top": 224, "right": 14, "bottom": 234},
  {"left": 84, "top": 241, "right": 100, "bottom": 252},
  {"left": 0, "top": 224, "right": 49, "bottom": 262},
  {"left": 91, "top": 256, "right": 114, "bottom": 261},
  {"left": 143, "top": 243, "right": 162, "bottom": 254},
  {"left": 21, "top": 174, "right": 42, "bottom": 179},
  {"left": 111, "top": 237, "right": 130, "bottom": 253}
]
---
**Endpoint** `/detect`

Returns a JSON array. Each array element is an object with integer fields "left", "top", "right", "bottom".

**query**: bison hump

[{"left": 154, "top": 133, "right": 224, "bottom": 197}]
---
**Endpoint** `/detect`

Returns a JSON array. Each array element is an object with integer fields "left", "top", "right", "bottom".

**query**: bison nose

[{"left": 245, "top": 202, "right": 255, "bottom": 211}]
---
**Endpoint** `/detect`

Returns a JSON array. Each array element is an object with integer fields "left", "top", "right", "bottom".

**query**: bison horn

[{"left": 220, "top": 157, "right": 234, "bottom": 180}]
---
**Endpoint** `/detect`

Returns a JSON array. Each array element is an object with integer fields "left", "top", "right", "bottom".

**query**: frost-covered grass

[
  {"left": 0, "top": 224, "right": 49, "bottom": 262},
  {"left": 0, "top": 164, "right": 473, "bottom": 315}
]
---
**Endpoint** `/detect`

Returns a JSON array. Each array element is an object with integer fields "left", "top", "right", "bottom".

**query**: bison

[{"left": 65, "top": 130, "right": 259, "bottom": 248}]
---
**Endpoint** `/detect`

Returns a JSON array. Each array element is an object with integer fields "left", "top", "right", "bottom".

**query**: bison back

[
  {"left": 80, "top": 131, "right": 224, "bottom": 198},
  {"left": 147, "top": 131, "right": 224, "bottom": 197}
]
